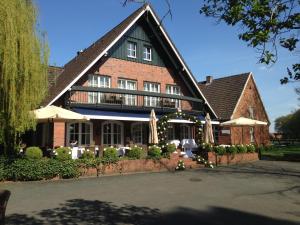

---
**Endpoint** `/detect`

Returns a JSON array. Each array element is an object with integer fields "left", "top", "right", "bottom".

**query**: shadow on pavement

[{"left": 6, "top": 199, "right": 300, "bottom": 225}]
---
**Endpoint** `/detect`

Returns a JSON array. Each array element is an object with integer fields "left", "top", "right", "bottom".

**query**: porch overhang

[{"left": 73, "top": 108, "right": 219, "bottom": 124}]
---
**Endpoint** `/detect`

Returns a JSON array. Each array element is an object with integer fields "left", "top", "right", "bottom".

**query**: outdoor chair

[{"left": 0, "top": 190, "right": 11, "bottom": 225}]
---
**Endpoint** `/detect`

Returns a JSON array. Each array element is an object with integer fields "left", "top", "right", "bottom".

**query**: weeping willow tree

[{"left": 0, "top": 0, "right": 48, "bottom": 154}]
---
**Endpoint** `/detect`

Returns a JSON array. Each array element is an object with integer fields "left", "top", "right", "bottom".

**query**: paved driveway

[{"left": 2, "top": 160, "right": 300, "bottom": 225}]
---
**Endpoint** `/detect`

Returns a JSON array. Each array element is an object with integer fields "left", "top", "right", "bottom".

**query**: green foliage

[
  {"left": 58, "top": 159, "right": 79, "bottom": 179},
  {"left": 166, "top": 143, "right": 176, "bottom": 153},
  {"left": 103, "top": 147, "right": 119, "bottom": 164},
  {"left": 237, "top": 145, "right": 247, "bottom": 153},
  {"left": 157, "top": 111, "right": 203, "bottom": 148},
  {"left": 246, "top": 144, "right": 256, "bottom": 153},
  {"left": 202, "top": 143, "right": 213, "bottom": 152},
  {"left": 25, "top": 146, "right": 43, "bottom": 159},
  {"left": 275, "top": 109, "right": 300, "bottom": 139},
  {"left": 226, "top": 145, "right": 238, "bottom": 155},
  {"left": 200, "top": 0, "right": 300, "bottom": 83},
  {"left": 80, "top": 150, "right": 95, "bottom": 159},
  {"left": 148, "top": 145, "right": 162, "bottom": 159},
  {"left": 175, "top": 160, "right": 185, "bottom": 171},
  {"left": 0, "top": 0, "right": 49, "bottom": 153},
  {"left": 126, "top": 146, "right": 143, "bottom": 159},
  {"left": 55, "top": 147, "right": 71, "bottom": 161},
  {"left": 213, "top": 146, "right": 226, "bottom": 155}
]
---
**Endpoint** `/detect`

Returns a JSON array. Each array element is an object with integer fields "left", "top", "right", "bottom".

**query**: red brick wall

[
  {"left": 230, "top": 76, "right": 270, "bottom": 145},
  {"left": 75, "top": 58, "right": 193, "bottom": 110},
  {"left": 53, "top": 121, "right": 65, "bottom": 147}
]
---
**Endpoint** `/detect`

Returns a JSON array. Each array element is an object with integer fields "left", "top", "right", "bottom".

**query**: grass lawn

[{"left": 261, "top": 145, "right": 300, "bottom": 161}]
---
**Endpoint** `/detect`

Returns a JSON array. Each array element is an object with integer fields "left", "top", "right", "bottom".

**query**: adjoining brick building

[
  {"left": 29, "top": 3, "right": 269, "bottom": 149},
  {"left": 198, "top": 73, "right": 270, "bottom": 145}
]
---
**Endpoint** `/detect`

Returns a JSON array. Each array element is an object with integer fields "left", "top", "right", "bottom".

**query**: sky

[{"left": 35, "top": 0, "right": 299, "bottom": 131}]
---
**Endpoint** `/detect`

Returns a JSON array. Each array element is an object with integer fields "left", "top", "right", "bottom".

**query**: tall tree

[
  {"left": 0, "top": 0, "right": 48, "bottom": 154},
  {"left": 200, "top": 0, "right": 300, "bottom": 84},
  {"left": 275, "top": 109, "right": 300, "bottom": 138}
]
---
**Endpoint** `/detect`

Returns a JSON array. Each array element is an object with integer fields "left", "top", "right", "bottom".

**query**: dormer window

[
  {"left": 248, "top": 106, "right": 254, "bottom": 119},
  {"left": 127, "top": 41, "right": 136, "bottom": 58},
  {"left": 143, "top": 46, "right": 152, "bottom": 61}
]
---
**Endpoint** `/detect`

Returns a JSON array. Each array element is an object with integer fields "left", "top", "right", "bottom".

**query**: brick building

[
  {"left": 30, "top": 3, "right": 269, "bottom": 149},
  {"left": 199, "top": 73, "right": 270, "bottom": 145}
]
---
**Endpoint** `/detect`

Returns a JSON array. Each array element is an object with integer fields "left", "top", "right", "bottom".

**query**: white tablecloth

[
  {"left": 181, "top": 139, "right": 198, "bottom": 149},
  {"left": 168, "top": 140, "right": 180, "bottom": 148}
]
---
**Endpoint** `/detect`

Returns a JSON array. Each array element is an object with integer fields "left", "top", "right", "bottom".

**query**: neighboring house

[
  {"left": 32, "top": 4, "right": 217, "bottom": 149},
  {"left": 198, "top": 73, "right": 270, "bottom": 145}
]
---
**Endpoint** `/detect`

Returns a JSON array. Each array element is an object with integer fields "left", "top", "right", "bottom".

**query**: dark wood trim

[{"left": 71, "top": 86, "right": 203, "bottom": 103}]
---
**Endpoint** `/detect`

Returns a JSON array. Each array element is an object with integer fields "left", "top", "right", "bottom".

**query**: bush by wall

[
  {"left": 226, "top": 145, "right": 238, "bottom": 154},
  {"left": 213, "top": 146, "right": 226, "bottom": 155},
  {"left": 103, "top": 147, "right": 119, "bottom": 164},
  {"left": 165, "top": 143, "right": 176, "bottom": 157},
  {"left": 25, "top": 146, "right": 43, "bottom": 159},
  {"left": 80, "top": 150, "right": 95, "bottom": 159},
  {"left": 148, "top": 145, "right": 161, "bottom": 159},
  {"left": 246, "top": 144, "right": 256, "bottom": 153},
  {"left": 55, "top": 147, "right": 72, "bottom": 161},
  {"left": 237, "top": 145, "right": 247, "bottom": 153},
  {"left": 126, "top": 146, "right": 143, "bottom": 159}
]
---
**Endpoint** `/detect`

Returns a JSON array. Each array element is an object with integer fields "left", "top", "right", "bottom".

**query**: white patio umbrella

[
  {"left": 33, "top": 105, "right": 88, "bottom": 122},
  {"left": 204, "top": 113, "right": 214, "bottom": 144},
  {"left": 220, "top": 117, "right": 267, "bottom": 126},
  {"left": 220, "top": 117, "right": 267, "bottom": 144},
  {"left": 148, "top": 109, "right": 158, "bottom": 144}
]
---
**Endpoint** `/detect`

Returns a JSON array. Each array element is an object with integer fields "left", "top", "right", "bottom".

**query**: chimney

[{"left": 206, "top": 76, "right": 213, "bottom": 84}]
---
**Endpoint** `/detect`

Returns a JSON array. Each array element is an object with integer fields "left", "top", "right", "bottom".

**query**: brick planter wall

[
  {"left": 80, "top": 153, "right": 203, "bottom": 177},
  {"left": 207, "top": 152, "right": 259, "bottom": 166}
]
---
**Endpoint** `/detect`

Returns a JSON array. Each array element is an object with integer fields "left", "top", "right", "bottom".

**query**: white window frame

[
  {"left": 131, "top": 122, "right": 147, "bottom": 144},
  {"left": 127, "top": 41, "right": 137, "bottom": 58},
  {"left": 66, "top": 122, "right": 93, "bottom": 146},
  {"left": 101, "top": 121, "right": 124, "bottom": 146},
  {"left": 248, "top": 106, "right": 254, "bottom": 119},
  {"left": 166, "top": 85, "right": 181, "bottom": 108},
  {"left": 143, "top": 46, "right": 152, "bottom": 61},
  {"left": 144, "top": 82, "right": 160, "bottom": 107},
  {"left": 180, "top": 124, "right": 191, "bottom": 140},
  {"left": 250, "top": 127, "right": 254, "bottom": 143},
  {"left": 88, "top": 75, "right": 111, "bottom": 103},
  {"left": 118, "top": 79, "right": 137, "bottom": 106}
]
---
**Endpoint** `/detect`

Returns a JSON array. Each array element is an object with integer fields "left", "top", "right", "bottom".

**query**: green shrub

[
  {"left": 226, "top": 145, "right": 238, "bottom": 154},
  {"left": 80, "top": 150, "right": 95, "bottom": 159},
  {"left": 6, "top": 159, "right": 45, "bottom": 181},
  {"left": 166, "top": 143, "right": 176, "bottom": 154},
  {"left": 42, "top": 159, "right": 61, "bottom": 179},
  {"left": 55, "top": 147, "right": 71, "bottom": 161},
  {"left": 213, "top": 146, "right": 226, "bottom": 155},
  {"left": 202, "top": 143, "right": 213, "bottom": 152},
  {"left": 0, "top": 157, "right": 9, "bottom": 181},
  {"left": 25, "top": 146, "right": 43, "bottom": 159},
  {"left": 237, "top": 145, "right": 247, "bottom": 153},
  {"left": 148, "top": 145, "right": 161, "bottom": 159},
  {"left": 247, "top": 144, "right": 256, "bottom": 153},
  {"left": 126, "top": 146, "right": 143, "bottom": 159},
  {"left": 103, "top": 147, "right": 119, "bottom": 164},
  {"left": 58, "top": 160, "right": 79, "bottom": 179}
]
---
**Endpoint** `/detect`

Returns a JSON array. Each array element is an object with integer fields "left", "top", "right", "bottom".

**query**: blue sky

[{"left": 35, "top": 0, "right": 299, "bottom": 131}]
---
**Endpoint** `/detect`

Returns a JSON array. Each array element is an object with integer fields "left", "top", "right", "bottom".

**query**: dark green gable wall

[{"left": 109, "top": 21, "right": 167, "bottom": 67}]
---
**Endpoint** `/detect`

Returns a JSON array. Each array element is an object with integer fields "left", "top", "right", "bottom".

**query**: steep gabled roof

[
  {"left": 43, "top": 3, "right": 217, "bottom": 118},
  {"left": 198, "top": 73, "right": 251, "bottom": 120}
]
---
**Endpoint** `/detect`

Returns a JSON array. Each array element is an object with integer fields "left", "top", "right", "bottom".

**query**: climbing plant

[{"left": 157, "top": 111, "right": 203, "bottom": 149}]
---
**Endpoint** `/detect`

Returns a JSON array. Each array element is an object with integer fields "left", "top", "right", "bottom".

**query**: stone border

[{"left": 207, "top": 152, "right": 259, "bottom": 166}]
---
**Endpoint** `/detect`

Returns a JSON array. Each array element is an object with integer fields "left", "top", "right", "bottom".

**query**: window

[
  {"left": 118, "top": 79, "right": 137, "bottom": 106},
  {"left": 250, "top": 127, "right": 254, "bottom": 143},
  {"left": 88, "top": 75, "right": 111, "bottom": 103},
  {"left": 248, "top": 106, "right": 254, "bottom": 119},
  {"left": 166, "top": 85, "right": 181, "bottom": 108},
  {"left": 131, "top": 122, "right": 148, "bottom": 144},
  {"left": 102, "top": 121, "right": 123, "bottom": 146},
  {"left": 127, "top": 42, "right": 137, "bottom": 58},
  {"left": 167, "top": 124, "right": 175, "bottom": 141},
  {"left": 143, "top": 46, "right": 152, "bottom": 61},
  {"left": 67, "top": 122, "right": 92, "bottom": 146},
  {"left": 144, "top": 82, "right": 160, "bottom": 107},
  {"left": 180, "top": 124, "right": 191, "bottom": 139}
]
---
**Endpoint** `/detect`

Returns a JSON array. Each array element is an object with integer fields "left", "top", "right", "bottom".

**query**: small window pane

[{"left": 127, "top": 42, "right": 136, "bottom": 58}]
